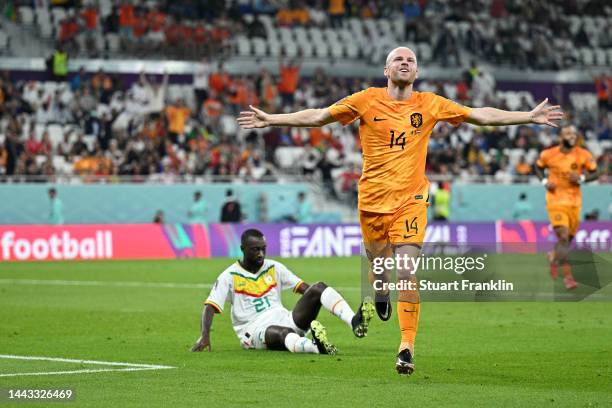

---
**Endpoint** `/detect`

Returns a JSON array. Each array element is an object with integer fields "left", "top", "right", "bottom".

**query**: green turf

[{"left": 1, "top": 256, "right": 611, "bottom": 407}]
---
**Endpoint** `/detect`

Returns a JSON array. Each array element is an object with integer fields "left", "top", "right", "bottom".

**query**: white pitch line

[
  {"left": 0, "top": 354, "right": 174, "bottom": 369},
  {"left": 0, "top": 278, "right": 361, "bottom": 291},
  {"left": 0, "top": 354, "right": 174, "bottom": 378},
  {"left": 0, "top": 278, "right": 213, "bottom": 290}
]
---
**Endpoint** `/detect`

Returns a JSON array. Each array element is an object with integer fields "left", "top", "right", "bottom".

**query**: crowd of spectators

[
  {"left": 5, "top": 0, "right": 611, "bottom": 68},
  {"left": 0, "top": 59, "right": 610, "bottom": 204}
]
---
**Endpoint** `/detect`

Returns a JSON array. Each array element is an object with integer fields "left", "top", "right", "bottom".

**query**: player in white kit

[{"left": 191, "top": 229, "right": 375, "bottom": 355}]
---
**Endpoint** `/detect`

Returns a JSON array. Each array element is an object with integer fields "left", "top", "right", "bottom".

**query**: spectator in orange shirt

[
  {"left": 165, "top": 99, "right": 191, "bottom": 145},
  {"left": 202, "top": 91, "right": 224, "bottom": 127},
  {"left": 514, "top": 155, "right": 532, "bottom": 182},
  {"left": 594, "top": 74, "right": 610, "bottom": 112},
  {"left": 328, "top": 0, "right": 345, "bottom": 28},
  {"left": 278, "top": 56, "right": 301, "bottom": 107},
  {"left": 118, "top": 2, "right": 135, "bottom": 38},
  {"left": 209, "top": 62, "right": 230, "bottom": 95}
]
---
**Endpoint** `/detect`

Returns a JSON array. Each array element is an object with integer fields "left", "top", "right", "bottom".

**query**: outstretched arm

[
  {"left": 237, "top": 105, "right": 337, "bottom": 129},
  {"left": 191, "top": 304, "right": 216, "bottom": 352},
  {"left": 467, "top": 98, "right": 564, "bottom": 127}
]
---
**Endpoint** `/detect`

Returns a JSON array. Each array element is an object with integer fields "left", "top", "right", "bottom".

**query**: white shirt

[
  {"left": 205, "top": 259, "right": 303, "bottom": 338},
  {"left": 193, "top": 62, "right": 211, "bottom": 90}
]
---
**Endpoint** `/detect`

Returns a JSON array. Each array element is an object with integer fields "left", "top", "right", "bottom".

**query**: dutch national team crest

[
  {"left": 571, "top": 163, "right": 578, "bottom": 170},
  {"left": 410, "top": 112, "right": 423, "bottom": 128}
]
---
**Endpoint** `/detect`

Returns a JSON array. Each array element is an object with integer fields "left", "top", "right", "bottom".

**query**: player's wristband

[
  {"left": 541, "top": 178, "right": 548, "bottom": 186},
  {"left": 579, "top": 174, "right": 586, "bottom": 184}
]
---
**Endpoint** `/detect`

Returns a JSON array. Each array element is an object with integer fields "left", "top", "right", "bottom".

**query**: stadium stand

[
  {"left": 0, "top": 0, "right": 610, "bottom": 206},
  {"left": 0, "top": 1, "right": 610, "bottom": 67}
]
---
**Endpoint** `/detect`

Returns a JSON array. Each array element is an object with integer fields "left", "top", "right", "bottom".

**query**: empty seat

[
  {"left": 235, "top": 35, "right": 250, "bottom": 56},
  {"left": 580, "top": 48, "right": 594, "bottom": 65},
  {"left": 252, "top": 37, "right": 267, "bottom": 57},
  {"left": 267, "top": 38, "right": 282, "bottom": 57},
  {"left": 19, "top": 6, "right": 34, "bottom": 24},
  {"left": 106, "top": 33, "right": 120, "bottom": 51}
]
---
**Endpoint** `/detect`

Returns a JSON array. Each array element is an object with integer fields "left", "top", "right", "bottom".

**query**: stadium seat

[
  {"left": 580, "top": 48, "right": 594, "bottom": 66},
  {"left": 391, "top": 17, "right": 405, "bottom": 40},
  {"left": 235, "top": 36, "right": 250, "bottom": 57},
  {"left": 298, "top": 41, "right": 313, "bottom": 58},
  {"left": 330, "top": 43, "right": 344, "bottom": 59},
  {"left": 274, "top": 146, "right": 305, "bottom": 169},
  {"left": 51, "top": 7, "right": 67, "bottom": 24},
  {"left": 594, "top": 48, "right": 607, "bottom": 66},
  {"left": 47, "top": 124, "right": 64, "bottom": 148},
  {"left": 418, "top": 43, "right": 432, "bottom": 62},
  {"left": 363, "top": 20, "right": 380, "bottom": 40},
  {"left": 294, "top": 27, "right": 308, "bottom": 44},
  {"left": 314, "top": 42, "right": 330, "bottom": 58},
  {"left": 19, "top": 6, "right": 34, "bottom": 25},
  {"left": 378, "top": 19, "right": 394, "bottom": 40},
  {"left": 106, "top": 33, "right": 120, "bottom": 52},
  {"left": 38, "top": 17, "right": 54, "bottom": 39},
  {"left": 267, "top": 38, "right": 282, "bottom": 57},
  {"left": 284, "top": 41, "right": 298, "bottom": 58},
  {"left": 585, "top": 140, "right": 603, "bottom": 158},
  {"left": 345, "top": 43, "right": 359, "bottom": 58},
  {"left": 279, "top": 27, "right": 293, "bottom": 43},
  {"left": 0, "top": 31, "right": 8, "bottom": 53},
  {"left": 338, "top": 28, "right": 352, "bottom": 43}
]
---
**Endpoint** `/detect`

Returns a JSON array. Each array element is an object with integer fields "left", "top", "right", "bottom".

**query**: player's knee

[
  {"left": 307, "top": 281, "right": 328, "bottom": 297},
  {"left": 278, "top": 327, "right": 296, "bottom": 339}
]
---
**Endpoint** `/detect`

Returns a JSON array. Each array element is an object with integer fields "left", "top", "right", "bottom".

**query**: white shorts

[{"left": 239, "top": 308, "right": 306, "bottom": 350}]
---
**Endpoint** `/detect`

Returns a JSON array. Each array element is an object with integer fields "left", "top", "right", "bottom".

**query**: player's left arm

[
  {"left": 466, "top": 98, "right": 564, "bottom": 127},
  {"left": 569, "top": 152, "right": 600, "bottom": 184},
  {"left": 295, "top": 282, "right": 310, "bottom": 294}
]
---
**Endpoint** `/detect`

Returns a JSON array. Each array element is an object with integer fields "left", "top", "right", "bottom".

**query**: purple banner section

[
  {"left": 208, "top": 221, "right": 610, "bottom": 258},
  {"left": 208, "top": 222, "right": 497, "bottom": 258},
  {"left": 497, "top": 221, "right": 612, "bottom": 253}
]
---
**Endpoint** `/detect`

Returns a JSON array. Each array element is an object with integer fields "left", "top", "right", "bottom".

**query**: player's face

[
  {"left": 242, "top": 236, "right": 266, "bottom": 269},
  {"left": 384, "top": 48, "right": 418, "bottom": 85},
  {"left": 560, "top": 126, "right": 577, "bottom": 147}
]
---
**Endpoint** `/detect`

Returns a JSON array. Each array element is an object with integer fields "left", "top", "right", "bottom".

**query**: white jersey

[{"left": 205, "top": 259, "right": 303, "bottom": 339}]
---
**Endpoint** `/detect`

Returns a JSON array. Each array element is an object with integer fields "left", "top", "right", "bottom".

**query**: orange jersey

[
  {"left": 328, "top": 88, "right": 471, "bottom": 213},
  {"left": 536, "top": 145, "right": 597, "bottom": 207}
]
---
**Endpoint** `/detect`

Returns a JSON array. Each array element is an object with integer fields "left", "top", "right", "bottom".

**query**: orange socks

[{"left": 397, "top": 301, "right": 420, "bottom": 353}]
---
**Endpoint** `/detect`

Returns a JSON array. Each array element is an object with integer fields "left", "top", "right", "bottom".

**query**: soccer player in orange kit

[
  {"left": 237, "top": 47, "right": 564, "bottom": 375},
  {"left": 536, "top": 124, "right": 599, "bottom": 289}
]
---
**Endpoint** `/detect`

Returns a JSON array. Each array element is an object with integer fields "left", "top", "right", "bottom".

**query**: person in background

[
  {"left": 512, "top": 192, "right": 533, "bottom": 221},
  {"left": 433, "top": 182, "right": 450, "bottom": 221},
  {"left": 296, "top": 191, "right": 312, "bottom": 223},
  {"left": 220, "top": 189, "right": 242, "bottom": 223},
  {"left": 188, "top": 191, "right": 208, "bottom": 224},
  {"left": 48, "top": 188, "right": 64, "bottom": 225},
  {"left": 153, "top": 210, "right": 165, "bottom": 224}
]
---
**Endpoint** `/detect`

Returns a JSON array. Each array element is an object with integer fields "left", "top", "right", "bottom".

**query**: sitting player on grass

[{"left": 191, "top": 229, "right": 375, "bottom": 355}]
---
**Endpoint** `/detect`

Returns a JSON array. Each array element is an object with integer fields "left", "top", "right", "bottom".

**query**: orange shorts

[
  {"left": 547, "top": 205, "right": 581, "bottom": 237},
  {"left": 359, "top": 200, "right": 429, "bottom": 259}
]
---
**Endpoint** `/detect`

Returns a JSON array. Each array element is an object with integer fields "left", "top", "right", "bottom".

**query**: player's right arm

[
  {"left": 535, "top": 150, "right": 556, "bottom": 191},
  {"left": 237, "top": 105, "right": 336, "bottom": 129},
  {"left": 191, "top": 304, "right": 215, "bottom": 352},
  {"left": 191, "top": 272, "right": 231, "bottom": 352}
]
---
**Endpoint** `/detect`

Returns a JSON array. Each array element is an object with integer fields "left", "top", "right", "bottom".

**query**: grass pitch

[{"left": 1, "top": 256, "right": 611, "bottom": 407}]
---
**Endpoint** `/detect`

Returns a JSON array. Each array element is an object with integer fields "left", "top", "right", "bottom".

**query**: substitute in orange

[{"left": 535, "top": 124, "right": 599, "bottom": 289}]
